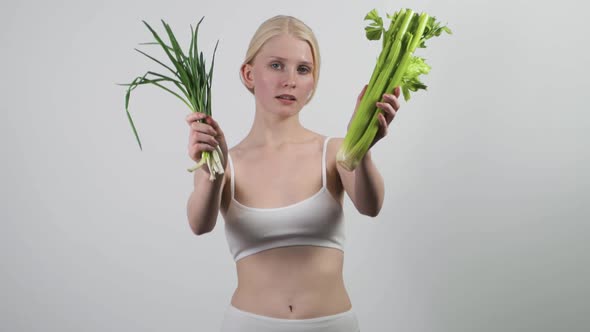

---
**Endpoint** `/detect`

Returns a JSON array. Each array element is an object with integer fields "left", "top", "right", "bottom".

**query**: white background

[{"left": 2, "top": 0, "right": 589, "bottom": 331}]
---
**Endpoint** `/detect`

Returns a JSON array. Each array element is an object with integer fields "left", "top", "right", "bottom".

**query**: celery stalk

[{"left": 337, "top": 9, "right": 451, "bottom": 171}]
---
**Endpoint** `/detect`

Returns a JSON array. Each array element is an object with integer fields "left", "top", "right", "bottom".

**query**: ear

[{"left": 240, "top": 63, "right": 255, "bottom": 89}]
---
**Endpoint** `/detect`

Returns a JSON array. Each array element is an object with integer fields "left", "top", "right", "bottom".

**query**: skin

[{"left": 186, "top": 33, "right": 401, "bottom": 319}]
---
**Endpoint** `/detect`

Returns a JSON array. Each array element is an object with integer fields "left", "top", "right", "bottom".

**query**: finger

[
  {"left": 194, "top": 132, "right": 219, "bottom": 147},
  {"left": 355, "top": 84, "right": 368, "bottom": 108},
  {"left": 379, "top": 113, "right": 388, "bottom": 137},
  {"left": 393, "top": 86, "right": 401, "bottom": 98},
  {"left": 186, "top": 112, "right": 207, "bottom": 124},
  {"left": 191, "top": 122, "right": 217, "bottom": 136},
  {"left": 358, "top": 84, "right": 368, "bottom": 101},
  {"left": 376, "top": 102, "right": 395, "bottom": 124},
  {"left": 189, "top": 143, "right": 216, "bottom": 161},
  {"left": 188, "top": 124, "right": 218, "bottom": 147},
  {"left": 383, "top": 93, "right": 400, "bottom": 111},
  {"left": 189, "top": 128, "right": 197, "bottom": 145},
  {"left": 371, "top": 114, "right": 386, "bottom": 148},
  {"left": 205, "top": 116, "right": 225, "bottom": 138}
]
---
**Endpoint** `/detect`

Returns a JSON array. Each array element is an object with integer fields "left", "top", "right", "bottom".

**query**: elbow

[
  {"left": 367, "top": 210, "right": 380, "bottom": 218},
  {"left": 187, "top": 204, "right": 219, "bottom": 235},
  {"left": 194, "top": 229, "right": 210, "bottom": 236},
  {"left": 352, "top": 185, "right": 384, "bottom": 219},
  {"left": 189, "top": 222, "right": 200, "bottom": 235},
  {"left": 361, "top": 207, "right": 381, "bottom": 218},
  {"left": 356, "top": 203, "right": 382, "bottom": 218},
  {"left": 357, "top": 198, "right": 383, "bottom": 218},
  {"left": 191, "top": 225, "right": 212, "bottom": 236},
  {"left": 188, "top": 218, "right": 213, "bottom": 236}
]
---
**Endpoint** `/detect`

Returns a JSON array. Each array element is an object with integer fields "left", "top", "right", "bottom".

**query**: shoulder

[
  {"left": 220, "top": 142, "right": 254, "bottom": 196},
  {"left": 325, "top": 136, "right": 344, "bottom": 157},
  {"left": 305, "top": 133, "right": 343, "bottom": 160},
  {"left": 324, "top": 137, "right": 349, "bottom": 179},
  {"left": 326, "top": 136, "right": 344, "bottom": 147},
  {"left": 226, "top": 143, "right": 248, "bottom": 165},
  {"left": 323, "top": 135, "right": 345, "bottom": 172}
]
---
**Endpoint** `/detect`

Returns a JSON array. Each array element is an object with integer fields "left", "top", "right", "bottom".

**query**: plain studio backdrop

[{"left": 1, "top": 0, "right": 588, "bottom": 331}]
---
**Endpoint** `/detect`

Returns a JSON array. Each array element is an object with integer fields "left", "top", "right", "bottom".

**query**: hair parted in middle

[{"left": 240, "top": 15, "right": 321, "bottom": 104}]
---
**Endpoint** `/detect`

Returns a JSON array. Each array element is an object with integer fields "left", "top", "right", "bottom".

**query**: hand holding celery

[
  {"left": 346, "top": 84, "right": 401, "bottom": 152},
  {"left": 118, "top": 17, "right": 225, "bottom": 180},
  {"left": 337, "top": 8, "right": 452, "bottom": 171}
]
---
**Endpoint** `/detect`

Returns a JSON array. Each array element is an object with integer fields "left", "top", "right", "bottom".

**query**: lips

[{"left": 276, "top": 94, "right": 296, "bottom": 101}]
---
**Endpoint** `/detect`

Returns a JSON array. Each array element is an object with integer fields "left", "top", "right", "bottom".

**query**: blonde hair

[{"left": 240, "top": 15, "right": 321, "bottom": 103}]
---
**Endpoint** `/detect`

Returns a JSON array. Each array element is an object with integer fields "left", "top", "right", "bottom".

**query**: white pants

[{"left": 220, "top": 304, "right": 360, "bottom": 332}]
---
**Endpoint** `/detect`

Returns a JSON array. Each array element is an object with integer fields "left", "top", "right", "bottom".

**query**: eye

[
  {"left": 298, "top": 65, "right": 311, "bottom": 74},
  {"left": 270, "top": 62, "right": 283, "bottom": 70}
]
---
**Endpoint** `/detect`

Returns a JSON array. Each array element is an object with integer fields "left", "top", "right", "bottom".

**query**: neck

[{"left": 244, "top": 108, "right": 310, "bottom": 149}]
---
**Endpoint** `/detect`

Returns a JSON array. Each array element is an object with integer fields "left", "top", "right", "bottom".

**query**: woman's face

[{"left": 243, "top": 34, "right": 315, "bottom": 116}]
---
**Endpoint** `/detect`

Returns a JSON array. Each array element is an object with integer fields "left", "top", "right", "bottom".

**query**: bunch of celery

[
  {"left": 337, "top": 8, "right": 451, "bottom": 171},
  {"left": 119, "top": 17, "right": 223, "bottom": 180}
]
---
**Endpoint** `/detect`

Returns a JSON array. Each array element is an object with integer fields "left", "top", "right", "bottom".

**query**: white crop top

[{"left": 223, "top": 136, "right": 345, "bottom": 262}]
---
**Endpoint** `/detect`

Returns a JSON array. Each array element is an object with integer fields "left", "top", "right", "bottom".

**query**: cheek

[
  {"left": 253, "top": 69, "right": 276, "bottom": 92},
  {"left": 254, "top": 78, "right": 274, "bottom": 99},
  {"left": 302, "top": 76, "right": 315, "bottom": 89},
  {"left": 301, "top": 76, "right": 315, "bottom": 96}
]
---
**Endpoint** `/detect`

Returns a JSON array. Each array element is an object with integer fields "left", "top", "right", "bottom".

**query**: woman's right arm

[{"left": 185, "top": 113, "right": 228, "bottom": 235}]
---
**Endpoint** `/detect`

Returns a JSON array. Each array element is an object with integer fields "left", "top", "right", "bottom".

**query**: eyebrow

[{"left": 268, "top": 56, "right": 313, "bottom": 67}]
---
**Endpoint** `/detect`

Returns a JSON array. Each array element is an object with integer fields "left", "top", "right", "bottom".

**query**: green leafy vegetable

[
  {"left": 337, "top": 8, "right": 452, "bottom": 171},
  {"left": 118, "top": 17, "right": 223, "bottom": 180}
]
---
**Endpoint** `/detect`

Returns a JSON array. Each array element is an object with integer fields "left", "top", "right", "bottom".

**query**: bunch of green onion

[
  {"left": 119, "top": 17, "right": 224, "bottom": 180},
  {"left": 337, "top": 8, "right": 452, "bottom": 171}
]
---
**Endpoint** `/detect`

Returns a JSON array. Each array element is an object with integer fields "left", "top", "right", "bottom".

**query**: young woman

[{"left": 186, "top": 15, "right": 400, "bottom": 332}]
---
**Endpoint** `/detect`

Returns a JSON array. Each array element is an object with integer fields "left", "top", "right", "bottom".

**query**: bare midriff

[{"left": 230, "top": 245, "right": 352, "bottom": 319}]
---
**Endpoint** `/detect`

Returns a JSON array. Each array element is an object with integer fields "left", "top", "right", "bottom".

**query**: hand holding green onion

[
  {"left": 186, "top": 113, "right": 228, "bottom": 179},
  {"left": 118, "top": 17, "right": 224, "bottom": 180}
]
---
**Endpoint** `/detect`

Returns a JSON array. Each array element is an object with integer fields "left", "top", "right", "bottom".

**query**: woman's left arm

[{"left": 336, "top": 85, "right": 401, "bottom": 217}]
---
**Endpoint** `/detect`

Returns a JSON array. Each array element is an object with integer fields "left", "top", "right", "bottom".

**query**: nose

[{"left": 282, "top": 70, "right": 297, "bottom": 88}]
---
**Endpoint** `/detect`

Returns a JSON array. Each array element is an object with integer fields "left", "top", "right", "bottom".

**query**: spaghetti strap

[
  {"left": 227, "top": 153, "right": 235, "bottom": 199},
  {"left": 322, "top": 136, "right": 332, "bottom": 188}
]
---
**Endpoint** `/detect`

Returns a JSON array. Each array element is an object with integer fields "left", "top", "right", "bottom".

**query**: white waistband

[{"left": 226, "top": 304, "right": 355, "bottom": 324}]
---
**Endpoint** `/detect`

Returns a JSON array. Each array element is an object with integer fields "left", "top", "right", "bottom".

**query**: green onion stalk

[
  {"left": 119, "top": 17, "right": 224, "bottom": 180},
  {"left": 337, "top": 8, "right": 452, "bottom": 171}
]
